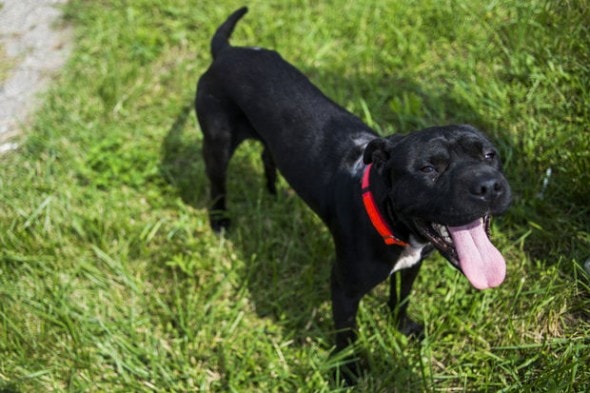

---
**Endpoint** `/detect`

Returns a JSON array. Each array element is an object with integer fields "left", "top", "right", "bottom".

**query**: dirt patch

[{"left": 0, "top": 0, "right": 72, "bottom": 151}]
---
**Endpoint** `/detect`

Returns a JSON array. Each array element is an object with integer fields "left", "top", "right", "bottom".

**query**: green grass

[
  {"left": 1, "top": 0, "right": 589, "bottom": 391},
  {"left": 0, "top": 2, "right": 12, "bottom": 86},
  {"left": 0, "top": 44, "right": 14, "bottom": 87}
]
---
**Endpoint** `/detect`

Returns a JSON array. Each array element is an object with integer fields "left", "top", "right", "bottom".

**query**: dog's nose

[{"left": 470, "top": 177, "right": 504, "bottom": 202}]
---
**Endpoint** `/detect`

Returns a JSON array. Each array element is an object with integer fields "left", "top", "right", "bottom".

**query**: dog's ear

[{"left": 363, "top": 136, "right": 403, "bottom": 167}]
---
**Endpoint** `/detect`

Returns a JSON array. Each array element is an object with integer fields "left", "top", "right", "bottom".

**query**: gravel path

[{"left": 0, "top": 0, "right": 72, "bottom": 152}]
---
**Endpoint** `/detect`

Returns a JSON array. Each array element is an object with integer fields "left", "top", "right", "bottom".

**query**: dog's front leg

[
  {"left": 389, "top": 261, "right": 424, "bottom": 338},
  {"left": 329, "top": 265, "right": 365, "bottom": 383},
  {"left": 330, "top": 266, "right": 362, "bottom": 350}
]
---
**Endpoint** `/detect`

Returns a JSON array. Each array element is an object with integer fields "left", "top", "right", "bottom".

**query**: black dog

[{"left": 196, "top": 6, "right": 511, "bottom": 361}]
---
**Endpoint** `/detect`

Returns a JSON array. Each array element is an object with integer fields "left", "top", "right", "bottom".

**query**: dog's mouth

[{"left": 414, "top": 215, "right": 506, "bottom": 290}]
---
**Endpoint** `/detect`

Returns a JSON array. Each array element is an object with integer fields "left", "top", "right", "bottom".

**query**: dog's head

[{"left": 364, "top": 124, "right": 512, "bottom": 289}]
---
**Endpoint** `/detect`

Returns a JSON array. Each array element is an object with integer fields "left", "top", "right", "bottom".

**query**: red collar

[{"left": 361, "top": 163, "right": 408, "bottom": 247}]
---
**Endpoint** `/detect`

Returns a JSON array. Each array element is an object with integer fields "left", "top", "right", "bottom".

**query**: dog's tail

[{"left": 211, "top": 6, "right": 248, "bottom": 59}]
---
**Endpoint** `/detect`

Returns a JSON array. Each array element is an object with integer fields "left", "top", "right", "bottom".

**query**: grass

[
  {"left": 0, "top": 0, "right": 589, "bottom": 391},
  {"left": 0, "top": 2, "right": 12, "bottom": 86},
  {"left": 0, "top": 44, "right": 14, "bottom": 87}
]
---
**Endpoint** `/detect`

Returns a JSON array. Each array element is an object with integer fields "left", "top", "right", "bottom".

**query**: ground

[{"left": 0, "top": 0, "right": 71, "bottom": 152}]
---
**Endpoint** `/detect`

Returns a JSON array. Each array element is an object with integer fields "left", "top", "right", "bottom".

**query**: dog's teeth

[
  {"left": 433, "top": 223, "right": 449, "bottom": 237},
  {"left": 432, "top": 223, "right": 452, "bottom": 244}
]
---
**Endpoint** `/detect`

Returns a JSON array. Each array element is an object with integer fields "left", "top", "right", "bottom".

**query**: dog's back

[{"left": 196, "top": 8, "right": 376, "bottom": 218}]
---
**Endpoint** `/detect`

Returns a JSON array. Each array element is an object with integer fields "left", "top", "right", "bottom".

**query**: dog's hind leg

[
  {"left": 261, "top": 145, "right": 277, "bottom": 195},
  {"left": 202, "top": 135, "right": 232, "bottom": 232},
  {"left": 196, "top": 89, "right": 249, "bottom": 232}
]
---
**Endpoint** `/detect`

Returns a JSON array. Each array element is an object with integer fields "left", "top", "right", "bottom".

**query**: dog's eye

[
  {"left": 484, "top": 151, "right": 496, "bottom": 161},
  {"left": 420, "top": 165, "right": 436, "bottom": 174}
]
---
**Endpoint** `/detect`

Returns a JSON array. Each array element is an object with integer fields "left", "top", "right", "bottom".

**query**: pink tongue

[{"left": 448, "top": 219, "right": 506, "bottom": 290}]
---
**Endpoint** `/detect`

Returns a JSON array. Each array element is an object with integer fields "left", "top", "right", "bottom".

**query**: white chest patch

[{"left": 390, "top": 236, "right": 428, "bottom": 274}]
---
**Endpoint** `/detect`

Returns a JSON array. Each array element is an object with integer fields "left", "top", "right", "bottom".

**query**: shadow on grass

[
  {"left": 160, "top": 102, "right": 209, "bottom": 209},
  {"left": 0, "top": 382, "right": 20, "bottom": 393}
]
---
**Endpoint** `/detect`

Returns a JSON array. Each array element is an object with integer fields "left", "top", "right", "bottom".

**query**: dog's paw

[
  {"left": 330, "top": 355, "right": 364, "bottom": 387},
  {"left": 329, "top": 344, "right": 368, "bottom": 387},
  {"left": 397, "top": 316, "right": 425, "bottom": 340},
  {"left": 210, "top": 216, "right": 231, "bottom": 233}
]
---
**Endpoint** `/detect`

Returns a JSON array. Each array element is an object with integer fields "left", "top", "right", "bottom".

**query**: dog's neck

[{"left": 361, "top": 163, "right": 408, "bottom": 247}]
